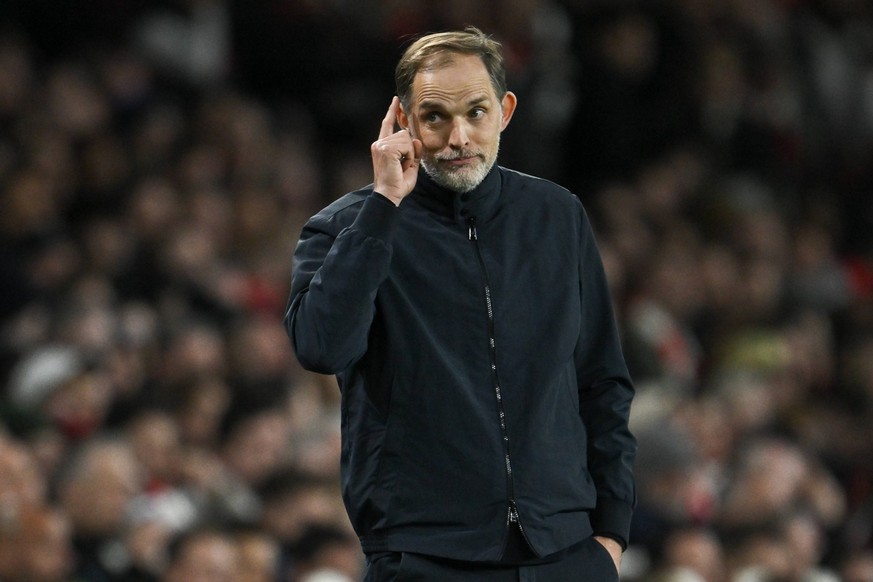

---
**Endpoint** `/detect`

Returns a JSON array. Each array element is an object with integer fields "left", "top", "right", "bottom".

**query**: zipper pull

[
  {"left": 509, "top": 503, "right": 519, "bottom": 523},
  {"left": 467, "top": 216, "right": 478, "bottom": 241}
]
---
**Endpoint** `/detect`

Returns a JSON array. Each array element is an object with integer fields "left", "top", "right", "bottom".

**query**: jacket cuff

[
  {"left": 591, "top": 497, "right": 634, "bottom": 550},
  {"left": 352, "top": 192, "right": 399, "bottom": 243}
]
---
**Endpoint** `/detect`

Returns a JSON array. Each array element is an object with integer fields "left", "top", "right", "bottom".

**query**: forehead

[{"left": 411, "top": 53, "right": 496, "bottom": 105}]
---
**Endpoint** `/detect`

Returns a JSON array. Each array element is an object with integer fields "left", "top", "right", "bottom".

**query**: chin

[{"left": 424, "top": 161, "right": 491, "bottom": 193}]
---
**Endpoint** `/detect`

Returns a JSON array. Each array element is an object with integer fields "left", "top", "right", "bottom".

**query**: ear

[
  {"left": 397, "top": 101, "right": 410, "bottom": 130},
  {"left": 499, "top": 91, "right": 517, "bottom": 132}
]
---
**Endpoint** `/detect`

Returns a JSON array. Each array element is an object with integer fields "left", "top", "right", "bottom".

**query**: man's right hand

[{"left": 371, "top": 96, "right": 422, "bottom": 206}]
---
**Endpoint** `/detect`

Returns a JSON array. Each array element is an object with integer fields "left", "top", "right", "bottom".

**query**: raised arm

[{"left": 284, "top": 97, "right": 422, "bottom": 373}]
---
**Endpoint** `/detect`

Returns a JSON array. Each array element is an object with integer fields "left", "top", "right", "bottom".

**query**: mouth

[{"left": 438, "top": 153, "right": 481, "bottom": 168}]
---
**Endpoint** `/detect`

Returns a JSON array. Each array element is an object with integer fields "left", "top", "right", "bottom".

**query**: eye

[
  {"left": 424, "top": 112, "right": 442, "bottom": 123},
  {"left": 470, "top": 107, "right": 487, "bottom": 120}
]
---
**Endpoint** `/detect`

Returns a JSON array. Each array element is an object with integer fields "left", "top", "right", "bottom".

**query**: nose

[{"left": 448, "top": 118, "right": 470, "bottom": 148}]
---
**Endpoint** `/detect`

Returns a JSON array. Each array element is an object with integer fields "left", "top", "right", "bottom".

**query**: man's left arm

[{"left": 574, "top": 206, "right": 637, "bottom": 561}]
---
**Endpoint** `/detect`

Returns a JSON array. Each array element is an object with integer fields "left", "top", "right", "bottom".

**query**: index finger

[{"left": 379, "top": 96, "right": 400, "bottom": 140}]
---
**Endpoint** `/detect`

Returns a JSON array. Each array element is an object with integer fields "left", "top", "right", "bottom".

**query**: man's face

[{"left": 400, "top": 53, "right": 516, "bottom": 192}]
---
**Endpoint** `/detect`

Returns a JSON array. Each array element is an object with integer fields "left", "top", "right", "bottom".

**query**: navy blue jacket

[{"left": 285, "top": 165, "right": 636, "bottom": 562}]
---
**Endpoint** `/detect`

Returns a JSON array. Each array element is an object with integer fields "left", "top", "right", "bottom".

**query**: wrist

[
  {"left": 593, "top": 532, "right": 626, "bottom": 552},
  {"left": 372, "top": 186, "right": 406, "bottom": 207}
]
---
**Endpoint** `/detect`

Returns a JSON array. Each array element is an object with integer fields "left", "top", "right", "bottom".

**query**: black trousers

[{"left": 363, "top": 536, "right": 619, "bottom": 582}]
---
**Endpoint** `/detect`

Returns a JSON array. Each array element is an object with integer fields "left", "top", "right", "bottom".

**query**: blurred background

[{"left": 0, "top": 0, "right": 872, "bottom": 580}]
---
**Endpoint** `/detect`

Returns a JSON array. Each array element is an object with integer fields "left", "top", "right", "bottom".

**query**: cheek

[
  {"left": 412, "top": 124, "right": 445, "bottom": 149},
  {"left": 418, "top": 132, "right": 444, "bottom": 152},
  {"left": 482, "top": 122, "right": 503, "bottom": 144}
]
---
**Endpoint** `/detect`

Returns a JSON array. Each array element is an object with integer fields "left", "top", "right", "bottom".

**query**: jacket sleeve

[
  {"left": 575, "top": 205, "right": 637, "bottom": 549},
  {"left": 285, "top": 192, "right": 398, "bottom": 374}
]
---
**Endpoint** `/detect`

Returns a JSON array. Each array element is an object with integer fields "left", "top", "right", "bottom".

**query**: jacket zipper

[{"left": 467, "top": 216, "right": 532, "bottom": 552}]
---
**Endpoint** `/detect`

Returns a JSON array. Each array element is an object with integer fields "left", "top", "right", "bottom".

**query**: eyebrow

[{"left": 418, "top": 95, "right": 491, "bottom": 111}]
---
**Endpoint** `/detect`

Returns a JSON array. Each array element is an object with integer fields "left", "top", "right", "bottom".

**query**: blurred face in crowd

[
  {"left": 261, "top": 485, "right": 345, "bottom": 545},
  {"left": 16, "top": 506, "right": 74, "bottom": 582},
  {"left": 222, "top": 409, "right": 292, "bottom": 486},
  {"left": 236, "top": 531, "right": 279, "bottom": 582},
  {"left": 398, "top": 53, "right": 515, "bottom": 193},
  {"left": 165, "top": 532, "right": 240, "bottom": 582},
  {"left": 58, "top": 442, "right": 143, "bottom": 536},
  {"left": 0, "top": 439, "right": 45, "bottom": 508},
  {"left": 0, "top": 504, "right": 74, "bottom": 582},
  {"left": 46, "top": 371, "right": 113, "bottom": 440},
  {"left": 663, "top": 528, "right": 724, "bottom": 582},
  {"left": 177, "top": 378, "right": 231, "bottom": 447},
  {"left": 127, "top": 410, "right": 182, "bottom": 484},
  {"left": 841, "top": 551, "right": 873, "bottom": 582}
]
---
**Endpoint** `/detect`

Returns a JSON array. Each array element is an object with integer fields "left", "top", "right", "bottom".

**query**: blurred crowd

[{"left": 1, "top": 0, "right": 873, "bottom": 580}]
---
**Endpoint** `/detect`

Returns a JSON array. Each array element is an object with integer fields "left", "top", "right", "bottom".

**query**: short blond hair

[{"left": 395, "top": 27, "right": 507, "bottom": 109}]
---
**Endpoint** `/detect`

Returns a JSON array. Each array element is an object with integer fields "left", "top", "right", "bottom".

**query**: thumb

[{"left": 412, "top": 138, "right": 422, "bottom": 165}]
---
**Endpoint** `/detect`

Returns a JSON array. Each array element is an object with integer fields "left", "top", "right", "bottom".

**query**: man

[
  {"left": 55, "top": 437, "right": 148, "bottom": 580},
  {"left": 285, "top": 27, "right": 636, "bottom": 580}
]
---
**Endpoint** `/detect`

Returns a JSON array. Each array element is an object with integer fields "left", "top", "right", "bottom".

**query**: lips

[
  {"left": 446, "top": 157, "right": 476, "bottom": 166},
  {"left": 439, "top": 153, "right": 481, "bottom": 168}
]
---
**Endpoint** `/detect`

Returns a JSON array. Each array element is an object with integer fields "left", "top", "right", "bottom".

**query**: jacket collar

[{"left": 410, "top": 164, "right": 502, "bottom": 223}]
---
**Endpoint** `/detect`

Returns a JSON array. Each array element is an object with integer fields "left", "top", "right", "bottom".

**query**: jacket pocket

[{"left": 589, "top": 537, "right": 620, "bottom": 581}]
